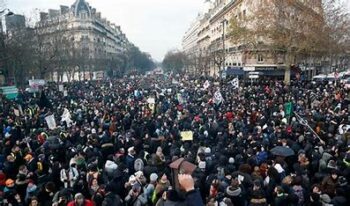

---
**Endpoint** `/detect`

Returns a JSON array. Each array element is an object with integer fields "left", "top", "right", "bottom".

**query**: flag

[
  {"left": 230, "top": 78, "right": 239, "bottom": 89},
  {"left": 203, "top": 80, "right": 210, "bottom": 90},
  {"left": 14, "top": 109, "right": 20, "bottom": 117},
  {"left": 214, "top": 90, "right": 224, "bottom": 105},
  {"left": 177, "top": 93, "right": 186, "bottom": 104},
  {"left": 45, "top": 115, "right": 56, "bottom": 130},
  {"left": 61, "top": 108, "right": 73, "bottom": 127},
  {"left": 284, "top": 102, "right": 293, "bottom": 116}
]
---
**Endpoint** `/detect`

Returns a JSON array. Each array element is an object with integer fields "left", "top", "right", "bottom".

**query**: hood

[
  {"left": 321, "top": 152, "right": 332, "bottom": 162},
  {"left": 226, "top": 186, "right": 242, "bottom": 197}
]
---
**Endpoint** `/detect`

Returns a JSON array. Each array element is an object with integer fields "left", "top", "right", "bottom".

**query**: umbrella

[{"left": 271, "top": 146, "right": 295, "bottom": 157}]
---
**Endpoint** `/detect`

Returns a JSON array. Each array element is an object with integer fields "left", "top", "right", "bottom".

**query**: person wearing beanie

[
  {"left": 67, "top": 193, "right": 93, "bottom": 206},
  {"left": 225, "top": 178, "right": 246, "bottom": 206},
  {"left": 24, "top": 154, "right": 37, "bottom": 173},
  {"left": 125, "top": 183, "right": 147, "bottom": 206},
  {"left": 143, "top": 173, "right": 158, "bottom": 202},
  {"left": 25, "top": 182, "right": 38, "bottom": 204}
]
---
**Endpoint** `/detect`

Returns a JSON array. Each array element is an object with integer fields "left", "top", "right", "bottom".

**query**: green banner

[
  {"left": 284, "top": 102, "right": 293, "bottom": 116},
  {"left": 1, "top": 86, "right": 18, "bottom": 100}
]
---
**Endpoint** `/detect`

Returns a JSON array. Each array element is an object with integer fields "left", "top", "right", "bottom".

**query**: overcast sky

[
  {"left": 4, "top": 0, "right": 350, "bottom": 61},
  {"left": 5, "top": 0, "right": 204, "bottom": 61}
]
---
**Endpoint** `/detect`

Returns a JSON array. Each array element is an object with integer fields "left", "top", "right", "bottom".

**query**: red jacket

[{"left": 67, "top": 200, "right": 94, "bottom": 206}]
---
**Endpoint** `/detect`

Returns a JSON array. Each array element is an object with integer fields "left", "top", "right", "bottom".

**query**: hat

[
  {"left": 338, "top": 176, "right": 348, "bottom": 187},
  {"left": 5, "top": 133, "right": 11, "bottom": 138},
  {"left": 226, "top": 185, "right": 242, "bottom": 197},
  {"left": 198, "top": 161, "right": 206, "bottom": 170},
  {"left": 298, "top": 135, "right": 305, "bottom": 143},
  {"left": 134, "top": 171, "right": 144, "bottom": 178},
  {"left": 27, "top": 183, "right": 38, "bottom": 194},
  {"left": 91, "top": 129, "right": 96, "bottom": 134},
  {"left": 205, "top": 147, "right": 211, "bottom": 154},
  {"left": 327, "top": 160, "right": 337, "bottom": 170},
  {"left": 150, "top": 173, "right": 158, "bottom": 182},
  {"left": 24, "top": 154, "right": 32, "bottom": 161},
  {"left": 320, "top": 194, "right": 331, "bottom": 204},
  {"left": 5, "top": 179, "right": 14, "bottom": 187},
  {"left": 128, "top": 175, "right": 136, "bottom": 185},
  {"left": 128, "top": 147, "right": 135, "bottom": 154},
  {"left": 229, "top": 157, "right": 235, "bottom": 164},
  {"left": 6, "top": 155, "right": 15, "bottom": 162},
  {"left": 74, "top": 193, "right": 84, "bottom": 199}
]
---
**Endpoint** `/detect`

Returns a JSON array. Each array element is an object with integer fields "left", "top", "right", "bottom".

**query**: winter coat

[
  {"left": 102, "top": 192, "right": 122, "bottom": 206},
  {"left": 67, "top": 199, "right": 94, "bottom": 206},
  {"left": 321, "top": 176, "right": 337, "bottom": 196}
]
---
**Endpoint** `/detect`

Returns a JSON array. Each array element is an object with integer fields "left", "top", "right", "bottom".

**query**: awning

[
  {"left": 256, "top": 69, "right": 285, "bottom": 76},
  {"left": 226, "top": 67, "right": 244, "bottom": 76}
]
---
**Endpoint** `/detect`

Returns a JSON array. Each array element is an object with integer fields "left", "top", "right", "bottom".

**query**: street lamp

[
  {"left": 221, "top": 19, "right": 228, "bottom": 74},
  {"left": 0, "top": 9, "right": 15, "bottom": 85}
]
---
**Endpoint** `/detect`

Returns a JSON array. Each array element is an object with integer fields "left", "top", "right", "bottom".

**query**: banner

[
  {"left": 45, "top": 115, "right": 56, "bottom": 130},
  {"left": 214, "top": 90, "right": 224, "bottom": 105},
  {"left": 147, "top": 97, "right": 155, "bottom": 104},
  {"left": 203, "top": 80, "right": 210, "bottom": 90},
  {"left": 284, "top": 102, "right": 293, "bottom": 116},
  {"left": 0, "top": 86, "right": 18, "bottom": 100},
  {"left": 230, "top": 78, "right": 239, "bottom": 89},
  {"left": 61, "top": 108, "right": 73, "bottom": 127},
  {"left": 14, "top": 109, "right": 20, "bottom": 117},
  {"left": 181, "top": 131, "right": 193, "bottom": 141},
  {"left": 29, "top": 79, "right": 46, "bottom": 92},
  {"left": 58, "top": 85, "right": 64, "bottom": 92}
]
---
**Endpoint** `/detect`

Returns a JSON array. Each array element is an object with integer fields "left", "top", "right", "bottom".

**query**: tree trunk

[{"left": 284, "top": 51, "right": 293, "bottom": 85}]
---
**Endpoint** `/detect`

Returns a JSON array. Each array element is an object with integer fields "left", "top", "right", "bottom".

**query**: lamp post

[
  {"left": 221, "top": 19, "right": 228, "bottom": 75},
  {"left": 0, "top": 9, "right": 14, "bottom": 85}
]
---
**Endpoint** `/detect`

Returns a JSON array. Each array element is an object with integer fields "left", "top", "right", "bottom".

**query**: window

[{"left": 258, "top": 54, "right": 264, "bottom": 62}]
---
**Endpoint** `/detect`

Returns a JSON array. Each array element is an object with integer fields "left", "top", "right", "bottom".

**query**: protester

[{"left": 0, "top": 74, "right": 349, "bottom": 206}]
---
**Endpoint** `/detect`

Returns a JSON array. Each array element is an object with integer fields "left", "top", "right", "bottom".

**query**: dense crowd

[{"left": 0, "top": 74, "right": 349, "bottom": 206}]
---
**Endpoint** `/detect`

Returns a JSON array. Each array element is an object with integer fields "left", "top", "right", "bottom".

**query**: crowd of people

[{"left": 0, "top": 74, "right": 349, "bottom": 206}]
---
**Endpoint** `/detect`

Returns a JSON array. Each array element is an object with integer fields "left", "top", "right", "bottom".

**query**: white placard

[
  {"left": 59, "top": 85, "right": 64, "bottom": 92},
  {"left": 45, "top": 115, "right": 56, "bottom": 130}
]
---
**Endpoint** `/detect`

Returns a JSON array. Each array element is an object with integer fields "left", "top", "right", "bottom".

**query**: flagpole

[{"left": 293, "top": 112, "right": 325, "bottom": 144}]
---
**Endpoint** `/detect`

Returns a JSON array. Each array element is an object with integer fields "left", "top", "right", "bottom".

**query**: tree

[
  {"left": 124, "top": 45, "right": 155, "bottom": 74},
  {"left": 228, "top": 0, "right": 350, "bottom": 84},
  {"left": 162, "top": 50, "right": 187, "bottom": 73}
]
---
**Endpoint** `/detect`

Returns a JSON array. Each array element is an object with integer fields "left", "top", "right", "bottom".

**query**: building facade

[
  {"left": 182, "top": 0, "right": 324, "bottom": 77},
  {"left": 35, "top": 0, "right": 130, "bottom": 79}
]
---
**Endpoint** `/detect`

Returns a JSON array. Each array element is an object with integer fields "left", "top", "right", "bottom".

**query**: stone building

[
  {"left": 182, "top": 0, "right": 324, "bottom": 78},
  {"left": 35, "top": 0, "right": 130, "bottom": 79}
]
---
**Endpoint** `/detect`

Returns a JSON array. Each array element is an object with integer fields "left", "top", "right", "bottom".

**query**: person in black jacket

[
  {"left": 178, "top": 174, "right": 204, "bottom": 206},
  {"left": 102, "top": 185, "right": 122, "bottom": 206}
]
